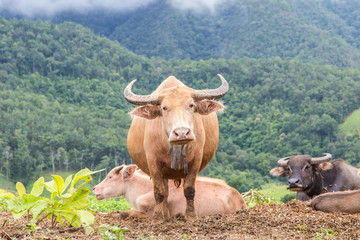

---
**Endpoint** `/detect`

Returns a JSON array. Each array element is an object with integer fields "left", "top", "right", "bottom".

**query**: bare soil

[{"left": 1, "top": 201, "right": 360, "bottom": 239}]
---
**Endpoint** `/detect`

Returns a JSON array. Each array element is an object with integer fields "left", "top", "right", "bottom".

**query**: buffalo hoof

[
  {"left": 185, "top": 212, "right": 198, "bottom": 222},
  {"left": 185, "top": 215, "right": 198, "bottom": 222},
  {"left": 152, "top": 211, "right": 169, "bottom": 223},
  {"left": 174, "top": 213, "right": 186, "bottom": 222}
]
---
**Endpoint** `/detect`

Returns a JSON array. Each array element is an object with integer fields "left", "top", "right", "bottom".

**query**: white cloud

[
  {"left": 168, "top": 0, "right": 228, "bottom": 13},
  {"left": 0, "top": 0, "right": 157, "bottom": 17},
  {"left": 0, "top": 0, "right": 229, "bottom": 17}
]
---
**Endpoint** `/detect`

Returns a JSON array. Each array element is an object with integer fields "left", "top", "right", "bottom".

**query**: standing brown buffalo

[{"left": 124, "top": 74, "right": 228, "bottom": 221}]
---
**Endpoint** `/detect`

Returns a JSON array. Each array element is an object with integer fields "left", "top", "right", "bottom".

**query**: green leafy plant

[
  {"left": 3, "top": 168, "right": 103, "bottom": 234},
  {"left": 296, "top": 224, "right": 307, "bottom": 233},
  {"left": 315, "top": 228, "right": 337, "bottom": 239},
  {"left": 5, "top": 177, "right": 46, "bottom": 224},
  {"left": 25, "top": 223, "right": 42, "bottom": 236},
  {"left": 242, "top": 189, "right": 276, "bottom": 208},
  {"left": 97, "top": 224, "right": 130, "bottom": 240},
  {"left": 0, "top": 189, "right": 15, "bottom": 210}
]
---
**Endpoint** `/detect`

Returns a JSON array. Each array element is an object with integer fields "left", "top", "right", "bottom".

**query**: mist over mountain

[
  {"left": 3, "top": 0, "right": 360, "bottom": 68},
  {"left": 0, "top": 0, "right": 227, "bottom": 17}
]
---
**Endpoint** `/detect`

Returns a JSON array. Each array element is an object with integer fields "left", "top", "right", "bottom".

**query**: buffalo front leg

[
  {"left": 296, "top": 192, "right": 311, "bottom": 201},
  {"left": 151, "top": 172, "right": 170, "bottom": 221},
  {"left": 183, "top": 172, "right": 198, "bottom": 221}
]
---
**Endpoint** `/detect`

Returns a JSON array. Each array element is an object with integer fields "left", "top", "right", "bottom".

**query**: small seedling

[{"left": 97, "top": 224, "right": 130, "bottom": 240}]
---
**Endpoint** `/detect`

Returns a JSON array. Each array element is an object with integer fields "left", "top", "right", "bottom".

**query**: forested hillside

[
  {"left": 46, "top": 0, "right": 360, "bottom": 68},
  {"left": 1, "top": 17, "right": 360, "bottom": 192}
]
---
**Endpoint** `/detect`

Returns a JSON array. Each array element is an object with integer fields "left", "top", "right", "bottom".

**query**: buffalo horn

[
  {"left": 310, "top": 153, "right": 332, "bottom": 165},
  {"left": 193, "top": 74, "right": 229, "bottom": 100},
  {"left": 278, "top": 156, "right": 290, "bottom": 167},
  {"left": 124, "top": 79, "right": 159, "bottom": 106}
]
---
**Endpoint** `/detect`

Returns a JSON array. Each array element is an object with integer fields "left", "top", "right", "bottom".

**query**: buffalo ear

[
  {"left": 270, "top": 167, "right": 289, "bottom": 177},
  {"left": 114, "top": 166, "right": 124, "bottom": 175},
  {"left": 123, "top": 165, "right": 137, "bottom": 180},
  {"left": 196, "top": 100, "right": 224, "bottom": 115},
  {"left": 317, "top": 162, "right": 333, "bottom": 172},
  {"left": 131, "top": 105, "right": 161, "bottom": 119}
]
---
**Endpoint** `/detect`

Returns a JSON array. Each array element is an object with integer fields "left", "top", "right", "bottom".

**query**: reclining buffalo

[
  {"left": 308, "top": 189, "right": 360, "bottom": 213},
  {"left": 93, "top": 165, "right": 247, "bottom": 218},
  {"left": 124, "top": 74, "right": 228, "bottom": 221},
  {"left": 270, "top": 153, "right": 360, "bottom": 201}
]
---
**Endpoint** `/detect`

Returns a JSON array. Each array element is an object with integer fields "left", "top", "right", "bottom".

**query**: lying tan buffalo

[
  {"left": 124, "top": 74, "right": 228, "bottom": 221},
  {"left": 92, "top": 165, "right": 247, "bottom": 218},
  {"left": 308, "top": 190, "right": 360, "bottom": 213}
]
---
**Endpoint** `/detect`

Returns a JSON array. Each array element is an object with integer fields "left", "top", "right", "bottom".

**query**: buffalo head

[
  {"left": 124, "top": 74, "right": 228, "bottom": 145},
  {"left": 92, "top": 165, "right": 137, "bottom": 200},
  {"left": 270, "top": 153, "right": 333, "bottom": 192}
]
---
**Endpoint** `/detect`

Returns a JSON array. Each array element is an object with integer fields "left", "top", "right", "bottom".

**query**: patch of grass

[
  {"left": 259, "top": 182, "right": 295, "bottom": 203},
  {"left": 0, "top": 174, "right": 16, "bottom": 193},
  {"left": 88, "top": 196, "right": 133, "bottom": 213},
  {"left": 340, "top": 108, "right": 360, "bottom": 136}
]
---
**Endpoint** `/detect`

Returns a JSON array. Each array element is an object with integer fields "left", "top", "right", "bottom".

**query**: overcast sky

[{"left": 0, "top": 0, "right": 228, "bottom": 17}]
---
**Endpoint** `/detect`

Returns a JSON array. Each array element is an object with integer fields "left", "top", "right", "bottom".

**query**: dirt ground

[{"left": 1, "top": 201, "right": 360, "bottom": 239}]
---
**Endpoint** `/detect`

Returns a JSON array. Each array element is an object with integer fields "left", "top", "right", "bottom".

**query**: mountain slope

[
  {"left": 43, "top": 0, "right": 360, "bottom": 67},
  {"left": 2, "top": 17, "right": 360, "bottom": 191}
]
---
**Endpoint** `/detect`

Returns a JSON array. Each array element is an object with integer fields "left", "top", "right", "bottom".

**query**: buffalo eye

[
  {"left": 304, "top": 165, "right": 311, "bottom": 170},
  {"left": 161, "top": 106, "right": 168, "bottom": 111}
]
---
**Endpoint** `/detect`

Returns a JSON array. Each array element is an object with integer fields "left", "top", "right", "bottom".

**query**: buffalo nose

[
  {"left": 288, "top": 178, "right": 300, "bottom": 185},
  {"left": 173, "top": 127, "right": 191, "bottom": 140}
]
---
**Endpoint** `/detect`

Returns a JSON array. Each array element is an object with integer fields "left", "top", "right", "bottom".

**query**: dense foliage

[
  {"left": 46, "top": 0, "right": 360, "bottom": 68},
  {"left": 1, "top": 17, "right": 360, "bottom": 193}
]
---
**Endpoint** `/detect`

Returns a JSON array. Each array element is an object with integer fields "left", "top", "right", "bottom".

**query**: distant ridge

[{"left": 32, "top": 0, "right": 360, "bottom": 68}]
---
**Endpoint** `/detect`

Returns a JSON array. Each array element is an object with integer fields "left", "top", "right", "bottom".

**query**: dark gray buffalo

[{"left": 270, "top": 153, "right": 360, "bottom": 201}]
